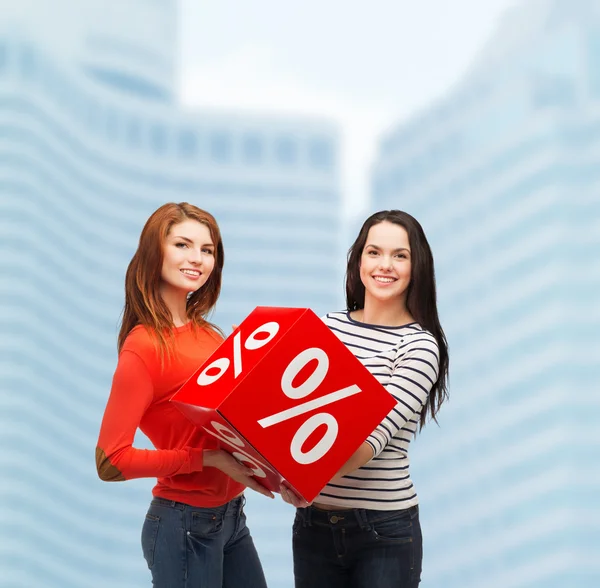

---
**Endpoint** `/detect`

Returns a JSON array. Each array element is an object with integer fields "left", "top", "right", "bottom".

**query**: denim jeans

[
  {"left": 292, "top": 504, "right": 422, "bottom": 588},
  {"left": 141, "top": 495, "right": 267, "bottom": 588}
]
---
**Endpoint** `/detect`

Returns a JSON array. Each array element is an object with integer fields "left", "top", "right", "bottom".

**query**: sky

[{"left": 179, "top": 0, "right": 515, "bottom": 219}]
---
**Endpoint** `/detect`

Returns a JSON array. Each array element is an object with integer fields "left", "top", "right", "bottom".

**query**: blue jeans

[
  {"left": 293, "top": 504, "right": 422, "bottom": 588},
  {"left": 141, "top": 496, "right": 267, "bottom": 588}
]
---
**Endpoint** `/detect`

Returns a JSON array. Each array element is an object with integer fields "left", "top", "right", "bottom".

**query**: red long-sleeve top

[{"left": 96, "top": 322, "right": 245, "bottom": 507}]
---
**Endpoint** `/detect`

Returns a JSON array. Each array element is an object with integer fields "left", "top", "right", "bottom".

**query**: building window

[
  {"left": 86, "top": 100, "right": 100, "bottom": 133},
  {"left": 178, "top": 130, "right": 198, "bottom": 158},
  {"left": 84, "top": 66, "right": 170, "bottom": 103},
  {"left": 62, "top": 81, "right": 78, "bottom": 117},
  {"left": 275, "top": 136, "right": 297, "bottom": 166},
  {"left": 150, "top": 124, "right": 167, "bottom": 154},
  {"left": 0, "top": 42, "right": 7, "bottom": 75},
  {"left": 43, "top": 63, "right": 59, "bottom": 103},
  {"left": 533, "top": 76, "right": 575, "bottom": 109},
  {"left": 67, "top": 88, "right": 82, "bottom": 122},
  {"left": 393, "top": 167, "right": 405, "bottom": 191},
  {"left": 308, "top": 138, "right": 334, "bottom": 170},
  {"left": 210, "top": 132, "right": 232, "bottom": 163},
  {"left": 126, "top": 117, "right": 142, "bottom": 148},
  {"left": 242, "top": 134, "right": 263, "bottom": 164},
  {"left": 588, "top": 34, "right": 600, "bottom": 98},
  {"left": 19, "top": 45, "right": 36, "bottom": 80},
  {"left": 105, "top": 109, "right": 119, "bottom": 142}
]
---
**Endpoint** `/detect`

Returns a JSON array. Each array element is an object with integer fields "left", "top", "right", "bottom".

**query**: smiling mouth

[
  {"left": 373, "top": 276, "right": 396, "bottom": 283},
  {"left": 181, "top": 269, "right": 201, "bottom": 277}
]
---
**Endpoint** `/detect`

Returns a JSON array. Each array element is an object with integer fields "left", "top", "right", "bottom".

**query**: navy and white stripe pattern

[{"left": 316, "top": 311, "right": 440, "bottom": 510}]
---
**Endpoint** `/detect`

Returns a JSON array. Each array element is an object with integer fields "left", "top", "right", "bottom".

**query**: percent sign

[
  {"left": 197, "top": 321, "right": 281, "bottom": 385},
  {"left": 257, "top": 348, "right": 361, "bottom": 464},
  {"left": 196, "top": 321, "right": 362, "bottom": 466},
  {"left": 202, "top": 420, "right": 277, "bottom": 479},
  {"left": 196, "top": 321, "right": 282, "bottom": 477}
]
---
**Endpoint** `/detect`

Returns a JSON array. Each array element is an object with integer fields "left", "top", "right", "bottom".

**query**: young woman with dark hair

[
  {"left": 96, "top": 202, "right": 271, "bottom": 587},
  {"left": 281, "top": 209, "right": 449, "bottom": 588}
]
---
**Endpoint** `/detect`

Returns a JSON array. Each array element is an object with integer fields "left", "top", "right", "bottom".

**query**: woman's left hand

[{"left": 279, "top": 484, "right": 311, "bottom": 508}]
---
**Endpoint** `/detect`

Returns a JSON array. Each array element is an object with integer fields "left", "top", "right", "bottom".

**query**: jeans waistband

[
  {"left": 297, "top": 504, "right": 418, "bottom": 531},
  {"left": 151, "top": 495, "right": 245, "bottom": 515}
]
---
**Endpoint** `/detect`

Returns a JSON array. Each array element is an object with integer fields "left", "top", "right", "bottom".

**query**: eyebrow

[
  {"left": 365, "top": 244, "right": 410, "bottom": 253},
  {"left": 173, "top": 236, "right": 214, "bottom": 247}
]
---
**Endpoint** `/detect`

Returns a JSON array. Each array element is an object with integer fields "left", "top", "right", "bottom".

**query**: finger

[
  {"left": 231, "top": 324, "right": 239, "bottom": 331},
  {"left": 230, "top": 458, "right": 254, "bottom": 477},
  {"left": 293, "top": 492, "right": 310, "bottom": 508},
  {"left": 247, "top": 479, "right": 274, "bottom": 499},
  {"left": 283, "top": 486, "right": 299, "bottom": 506},
  {"left": 279, "top": 486, "right": 291, "bottom": 504},
  {"left": 280, "top": 485, "right": 306, "bottom": 507}
]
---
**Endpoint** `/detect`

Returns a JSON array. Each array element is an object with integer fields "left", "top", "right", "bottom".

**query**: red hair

[{"left": 118, "top": 202, "right": 224, "bottom": 358}]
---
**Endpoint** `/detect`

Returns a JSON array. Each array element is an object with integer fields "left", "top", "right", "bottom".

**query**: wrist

[
  {"left": 189, "top": 447, "right": 206, "bottom": 471},
  {"left": 202, "top": 449, "right": 222, "bottom": 468}
]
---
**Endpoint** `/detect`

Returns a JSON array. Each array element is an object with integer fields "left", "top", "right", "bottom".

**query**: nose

[
  {"left": 378, "top": 256, "right": 393, "bottom": 270},
  {"left": 188, "top": 247, "right": 203, "bottom": 264}
]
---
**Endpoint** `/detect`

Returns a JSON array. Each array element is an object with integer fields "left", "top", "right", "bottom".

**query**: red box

[{"left": 171, "top": 307, "right": 396, "bottom": 502}]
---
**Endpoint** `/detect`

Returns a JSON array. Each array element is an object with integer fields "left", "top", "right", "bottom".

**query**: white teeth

[
  {"left": 373, "top": 276, "right": 395, "bottom": 283},
  {"left": 181, "top": 269, "right": 200, "bottom": 276}
]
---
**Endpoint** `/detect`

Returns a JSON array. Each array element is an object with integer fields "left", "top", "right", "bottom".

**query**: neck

[
  {"left": 357, "top": 298, "right": 413, "bottom": 327},
  {"left": 160, "top": 285, "right": 189, "bottom": 327}
]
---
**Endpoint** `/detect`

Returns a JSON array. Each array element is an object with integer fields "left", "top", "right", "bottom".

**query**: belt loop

[
  {"left": 303, "top": 506, "right": 312, "bottom": 528},
  {"left": 354, "top": 509, "right": 370, "bottom": 531}
]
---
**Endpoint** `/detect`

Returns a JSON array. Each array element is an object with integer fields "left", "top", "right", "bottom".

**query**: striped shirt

[{"left": 315, "top": 311, "right": 440, "bottom": 511}]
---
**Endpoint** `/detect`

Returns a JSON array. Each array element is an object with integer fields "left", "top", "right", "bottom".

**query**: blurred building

[
  {"left": 371, "top": 0, "right": 600, "bottom": 586},
  {"left": 0, "top": 2, "right": 341, "bottom": 587}
]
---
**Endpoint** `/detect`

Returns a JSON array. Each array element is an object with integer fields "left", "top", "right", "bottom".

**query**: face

[
  {"left": 160, "top": 219, "right": 215, "bottom": 296},
  {"left": 359, "top": 221, "right": 412, "bottom": 308}
]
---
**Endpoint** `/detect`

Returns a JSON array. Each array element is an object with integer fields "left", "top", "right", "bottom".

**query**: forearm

[
  {"left": 96, "top": 444, "right": 204, "bottom": 481},
  {"left": 332, "top": 442, "right": 374, "bottom": 480},
  {"left": 203, "top": 449, "right": 225, "bottom": 469}
]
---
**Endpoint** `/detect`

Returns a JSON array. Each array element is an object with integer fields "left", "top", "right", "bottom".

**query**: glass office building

[
  {"left": 371, "top": 1, "right": 600, "bottom": 586},
  {"left": 0, "top": 2, "right": 342, "bottom": 587}
]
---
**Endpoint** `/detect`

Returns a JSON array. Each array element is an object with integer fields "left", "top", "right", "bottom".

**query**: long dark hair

[
  {"left": 118, "top": 202, "right": 224, "bottom": 357},
  {"left": 346, "top": 209, "right": 449, "bottom": 429}
]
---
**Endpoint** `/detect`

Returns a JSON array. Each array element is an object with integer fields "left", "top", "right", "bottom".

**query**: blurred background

[{"left": 0, "top": 0, "right": 598, "bottom": 587}]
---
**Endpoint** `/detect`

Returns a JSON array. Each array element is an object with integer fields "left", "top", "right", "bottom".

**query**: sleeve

[
  {"left": 95, "top": 350, "right": 205, "bottom": 481},
  {"left": 365, "top": 338, "right": 440, "bottom": 458}
]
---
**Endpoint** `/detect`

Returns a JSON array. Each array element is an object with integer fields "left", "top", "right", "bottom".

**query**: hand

[
  {"left": 204, "top": 450, "right": 274, "bottom": 499},
  {"left": 279, "top": 484, "right": 311, "bottom": 508}
]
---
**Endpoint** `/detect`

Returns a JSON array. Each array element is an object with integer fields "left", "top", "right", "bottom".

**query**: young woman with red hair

[{"left": 96, "top": 202, "right": 271, "bottom": 587}]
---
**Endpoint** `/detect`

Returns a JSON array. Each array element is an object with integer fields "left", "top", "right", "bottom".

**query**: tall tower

[
  {"left": 1, "top": 0, "right": 178, "bottom": 101},
  {"left": 0, "top": 2, "right": 341, "bottom": 587},
  {"left": 371, "top": 1, "right": 600, "bottom": 586}
]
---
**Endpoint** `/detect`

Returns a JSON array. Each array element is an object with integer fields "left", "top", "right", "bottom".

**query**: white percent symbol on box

[
  {"left": 196, "top": 321, "right": 280, "bottom": 385},
  {"left": 257, "top": 348, "right": 362, "bottom": 465},
  {"left": 202, "top": 421, "right": 277, "bottom": 479},
  {"left": 196, "top": 321, "right": 281, "bottom": 478}
]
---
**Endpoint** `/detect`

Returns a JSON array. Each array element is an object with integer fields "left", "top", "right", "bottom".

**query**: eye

[
  {"left": 202, "top": 248, "right": 214, "bottom": 255},
  {"left": 366, "top": 250, "right": 378, "bottom": 256},
  {"left": 175, "top": 242, "right": 188, "bottom": 249},
  {"left": 395, "top": 253, "right": 407, "bottom": 259}
]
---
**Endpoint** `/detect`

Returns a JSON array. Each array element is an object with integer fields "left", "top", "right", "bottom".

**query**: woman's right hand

[
  {"left": 280, "top": 483, "right": 311, "bottom": 508},
  {"left": 204, "top": 450, "right": 274, "bottom": 499}
]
